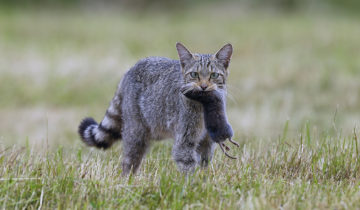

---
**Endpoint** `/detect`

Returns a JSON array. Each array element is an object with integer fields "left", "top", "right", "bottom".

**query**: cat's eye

[
  {"left": 210, "top": 73, "right": 219, "bottom": 79},
  {"left": 190, "top": 72, "right": 199, "bottom": 78}
]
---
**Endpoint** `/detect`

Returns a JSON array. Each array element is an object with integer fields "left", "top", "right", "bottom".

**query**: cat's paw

[{"left": 176, "top": 159, "right": 196, "bottom": 172}]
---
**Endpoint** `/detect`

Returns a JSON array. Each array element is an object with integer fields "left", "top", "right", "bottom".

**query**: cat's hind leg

[{"left": 121, "top": 122, "right": 150, "bottom": 176}]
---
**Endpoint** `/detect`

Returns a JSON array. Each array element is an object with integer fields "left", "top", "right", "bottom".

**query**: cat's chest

[{"left": 183, "top": 103, "right": 207, "bottom": 135}]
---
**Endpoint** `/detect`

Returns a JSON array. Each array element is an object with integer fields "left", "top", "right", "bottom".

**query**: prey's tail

[{"left": 78, "top": 95, "right": 122, "bottom": 149}]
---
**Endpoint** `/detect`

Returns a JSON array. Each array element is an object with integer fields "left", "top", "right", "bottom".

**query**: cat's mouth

[
  {"left": 180, "top": 83, "right": 217, "bottom": 95},
  {"left": 180, "top": 83, "right": 196, "bottom": 95},
  {"left": 180, "top": 85, "right": 207, "bottom": 96}
]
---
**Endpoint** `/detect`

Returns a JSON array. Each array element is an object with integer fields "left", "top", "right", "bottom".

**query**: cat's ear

[
  {"left": 176, "top": 42, "right": 193, "bottom": 68},
  {"left": 214, "top": 43, "right": 233, "bottom": 69}
]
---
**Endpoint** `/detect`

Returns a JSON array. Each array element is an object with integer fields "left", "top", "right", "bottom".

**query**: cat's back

[
  {"left": 120, "top": 56, "right": 181, "bottom": 97},
  {"left": 119, "top": 56, "right": 186, "bottom": 138},
  {"left": 120, "top": 56, "right": 182, "bottom": 102},
  {"left": 124, "top": 57, "right": 181, "bottom": 84}
]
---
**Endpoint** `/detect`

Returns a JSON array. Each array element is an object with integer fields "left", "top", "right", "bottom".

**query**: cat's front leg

[
  {"left": 172, "top": 136, "right": 200, "bottom": 172},
  {"left": 196, "top": 134, "right": 216, "bottom": 167}
]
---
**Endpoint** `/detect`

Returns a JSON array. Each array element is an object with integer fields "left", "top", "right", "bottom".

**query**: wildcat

[{"left": 78, "top": 43, "right": 233, "bottom": 175}]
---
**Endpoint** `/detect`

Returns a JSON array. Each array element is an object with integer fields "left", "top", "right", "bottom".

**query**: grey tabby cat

[{"left": 78, "top": 42, "right": 233, "bottom": 175}]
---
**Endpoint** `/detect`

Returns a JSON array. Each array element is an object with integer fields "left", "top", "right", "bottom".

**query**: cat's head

[{"left": 176, "top": 42, "right": 232, "bottom": 92}]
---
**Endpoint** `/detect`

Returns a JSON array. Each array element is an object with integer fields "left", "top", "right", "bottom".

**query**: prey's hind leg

[
  {"left": 196, "top": 134, "right": 215, "bottom": 167},
  {"left": 121, "top": 123, "right": 150, "bottom": 176}
]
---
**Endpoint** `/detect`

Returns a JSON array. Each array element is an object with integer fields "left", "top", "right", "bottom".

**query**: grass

[
  {"left": 2, "top": 129, "right": 360, "bottom": 209},
  {"left": 0, "top": 4, "right": 360, "bottom": 209}
]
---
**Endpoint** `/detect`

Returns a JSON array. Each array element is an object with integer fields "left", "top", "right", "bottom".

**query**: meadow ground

[{"left": 0, "top": 5, "right": 360, "bottom": 209}]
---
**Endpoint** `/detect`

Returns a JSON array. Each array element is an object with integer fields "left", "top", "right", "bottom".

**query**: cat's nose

[{"left": 200, "top": 84, "right": 208, "bottom": 90}]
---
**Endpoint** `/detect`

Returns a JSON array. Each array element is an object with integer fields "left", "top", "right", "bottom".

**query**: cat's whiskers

[
  {"left": 221, "top": 85, "right": 238, "bottom": 105},
  {"left": 226, "top": 91, "right": 237, "bottom": 104},
  {"left": 182, "top": 87, "right": 194, "bottom": 95}
]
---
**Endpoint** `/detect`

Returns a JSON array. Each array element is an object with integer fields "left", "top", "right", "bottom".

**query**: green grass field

[{"left": 1, "top": 5, "right": 360, "bottom": 209}]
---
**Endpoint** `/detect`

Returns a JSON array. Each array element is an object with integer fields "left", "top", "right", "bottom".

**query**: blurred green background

[
  {"left": 1, "top": 0, "right": 360, "bottom": 11},
  {"left": 0, "top": 0, "right": 359, "bottom": 149}
]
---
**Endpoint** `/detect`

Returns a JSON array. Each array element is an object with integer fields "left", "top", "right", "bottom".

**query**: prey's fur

[{"left": 180, "top": 89, "right": 233, "bottom": 143}]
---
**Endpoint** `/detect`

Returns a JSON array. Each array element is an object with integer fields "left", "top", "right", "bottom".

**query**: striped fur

[{"left": 78, "top": 95, "right": 122, "bottom": 149}]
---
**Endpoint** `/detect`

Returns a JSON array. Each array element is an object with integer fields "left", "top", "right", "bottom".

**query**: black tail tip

[{"left": 78, "top": 117, "right": 97, "bottom": 139}]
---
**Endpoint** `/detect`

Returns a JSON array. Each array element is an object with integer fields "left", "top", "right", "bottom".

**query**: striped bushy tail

[{"left": 78, "top": 95, "right": 122, "bottom": 149}]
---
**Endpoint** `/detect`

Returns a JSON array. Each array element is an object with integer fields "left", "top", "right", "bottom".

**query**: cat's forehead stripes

[
  {"left": 198, "top": 54, "right": 212, "bottom": 69},
  {"left": 194, "top": 54, "right": 216, "bottom": 74}
]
